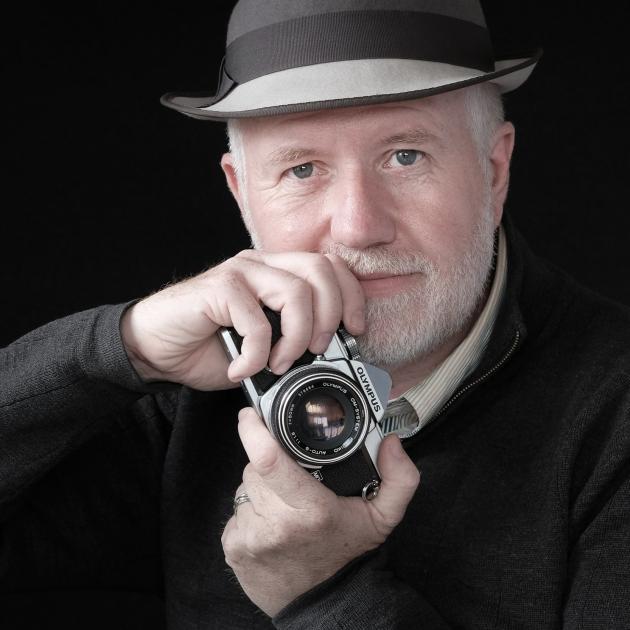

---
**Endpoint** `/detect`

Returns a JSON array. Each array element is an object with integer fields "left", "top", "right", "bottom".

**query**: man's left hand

[{"left": 221, "top": 407, "right": 421, "bottom": 617}]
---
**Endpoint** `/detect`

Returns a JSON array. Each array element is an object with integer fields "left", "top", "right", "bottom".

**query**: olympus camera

[{"left": 219, "top": 308, "right": 391, "bottom": 500}]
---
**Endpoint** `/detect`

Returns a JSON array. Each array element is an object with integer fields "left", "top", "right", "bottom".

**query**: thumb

[
  {"left": 370, "top": 434, "right": 421, "bottom": 533},
  {"left": 237, "top": 407, "right": 320, "bottom": 506}
]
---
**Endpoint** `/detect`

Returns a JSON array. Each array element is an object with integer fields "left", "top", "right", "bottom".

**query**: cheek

[
  {"left": 391, "top": 177, "right": 483, "bottom": 265},
  {"left": 249, "top": 201, "right": 328, "bottom": 252}
]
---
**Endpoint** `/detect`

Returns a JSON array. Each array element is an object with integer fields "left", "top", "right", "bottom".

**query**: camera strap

[{"left": 380, "top": 397, "right": 420, "bottom": 438}]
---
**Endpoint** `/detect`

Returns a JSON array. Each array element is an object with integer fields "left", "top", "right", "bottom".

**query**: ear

[
  {"left": 488, "top": 121, "right": 515, "bottom": 226},
  {"left": 221, "top": 152, "right": 246, "bottom": 212}
]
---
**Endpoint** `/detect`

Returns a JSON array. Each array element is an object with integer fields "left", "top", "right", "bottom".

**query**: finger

[
  {"left": 369, "top": 434, "right": 421, "bottom": 532},
  {"left": 324, "top": 254, "right": 366, "bottom": 336},
  {"left": 235, "top": 254, "right": 315, "bottom": 374},
  {"left": 219, "top": 258, "right": 314, "bottom": 378},
  {"left": 240, "top": 462, "right": 286, "bottom": 518},
  {"left": 238, "top": 250, "right": 343, "bottom": 357},
  {"left": 232, "top": 482, "right": 257, "bottom": 518},
  {"left": 237, "top": 407, "right": 323, "bottom": 506},
  {"left": 225, "top": 287, "right": 273, "bottom": 381},
  {"left": 289, "top": 254, "right": 342, "bottom": 355},
  {"left": 266, "top": 285, "right": 314, "bottom": 374},
  {"left": 221, "top": 514, "right": 240, "bottom": 562}
]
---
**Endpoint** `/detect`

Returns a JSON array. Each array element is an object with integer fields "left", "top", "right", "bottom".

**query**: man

[{"left": 1, "top": 1, "right": 629, "bottom": 629}]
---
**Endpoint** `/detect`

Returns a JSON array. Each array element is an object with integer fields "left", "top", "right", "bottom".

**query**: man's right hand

[{"left": 120, "top": 250, "right": 365, "bottom": 391}]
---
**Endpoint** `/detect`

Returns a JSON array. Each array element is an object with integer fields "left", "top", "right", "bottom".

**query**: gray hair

[
  {"left": 227, "top": 117, "right": 247, "bottom": 185},
  {"left": 461, "top": 82, "right": 505, "bottom": 182}
]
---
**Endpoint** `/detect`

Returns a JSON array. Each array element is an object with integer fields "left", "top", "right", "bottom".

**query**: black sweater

[{"left": 1, "top": 221, "right": 629, "bottom": 629}]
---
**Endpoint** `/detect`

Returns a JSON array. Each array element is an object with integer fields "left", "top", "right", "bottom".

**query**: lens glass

[
  {"left": 301, "top": 394, "right": 346, "bottom": 441},
  {"left": 270, "top": 369, "right": 369, "bottom": 464},
  {"left": 291, "top": 385, "right": 360, "bottom": 452}
]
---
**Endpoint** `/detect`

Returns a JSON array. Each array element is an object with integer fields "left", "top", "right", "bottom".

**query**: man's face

[{"left": 222, "top": 89, "right": 512, "bottom": 369}]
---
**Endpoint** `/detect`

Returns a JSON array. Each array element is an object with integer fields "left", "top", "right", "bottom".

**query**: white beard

[
  {"left": 324, "top": 203, "right": 497, "bottom": 369},
  {"left": 242, "top": 188, "right": 497, "bottom": 371}
]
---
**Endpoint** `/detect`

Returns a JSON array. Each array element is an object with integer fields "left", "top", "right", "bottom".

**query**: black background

[{"left": 3, "top": 1, "right": 630, "bottom": 348}]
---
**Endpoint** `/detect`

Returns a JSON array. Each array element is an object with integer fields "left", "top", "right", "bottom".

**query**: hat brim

[{"left": 161, "top": 50, "right": 541, "bottom": 121}]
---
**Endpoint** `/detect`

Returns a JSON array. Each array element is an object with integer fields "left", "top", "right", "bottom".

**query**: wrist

[{"left": 120, "top": 304, "right": 163, "bottom": 383}]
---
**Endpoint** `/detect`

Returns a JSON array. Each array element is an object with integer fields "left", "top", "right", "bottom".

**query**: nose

[{"left": 328, "top": 166, "right": 396, "bottom": 250}]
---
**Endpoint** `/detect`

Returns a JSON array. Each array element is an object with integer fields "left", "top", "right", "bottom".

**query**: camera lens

[
  {"left": 301, "top": 394, "right": 345, "bottom": 440},
  {"left": 270, "top": 368, "right": 370, "bottom": 465},
  {"left": 294, "top": 389, "right": 355, "bottom": 451}
]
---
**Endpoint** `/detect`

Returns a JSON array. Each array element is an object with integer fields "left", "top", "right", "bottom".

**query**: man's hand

[
  {"left": 221, "top": 407, "right": 421, "bottom": 618},
  {"left": 120, "top": 251, "right": 365, "bottom": 390}
]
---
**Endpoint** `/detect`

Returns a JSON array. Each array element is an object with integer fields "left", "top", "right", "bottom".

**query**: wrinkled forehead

[{"left": 235, "top": 89, "right": 471, "bottom": 149}]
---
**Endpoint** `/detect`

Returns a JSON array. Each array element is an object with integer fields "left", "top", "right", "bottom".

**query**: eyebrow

[
  {"left": 267, "top": 147, "right": 315, "bottom": 167},
  {"left": 380, "top": 127, "right": 439, "bottom": 146},
  {"left": 264, "top": 127, "right": 440, "bottom": 167}
]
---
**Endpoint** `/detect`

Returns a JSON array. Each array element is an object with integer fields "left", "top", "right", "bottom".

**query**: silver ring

[{"left": 233, "top": 492, "right": 251, "bottom": 514}]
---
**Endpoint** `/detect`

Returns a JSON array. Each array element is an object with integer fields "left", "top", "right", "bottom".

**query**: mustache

[{"left": 323, "top": 243, "right": 435, "bottom": 277}]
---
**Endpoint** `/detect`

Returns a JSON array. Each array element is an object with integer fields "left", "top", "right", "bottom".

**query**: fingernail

[
  {"left": 390, "top": 435, "right": 405, "bottom": 458},
  {"left": 273, "top": 360, "right": 292, "bottom": 374},
  {"left": 229, "top": 360, "right": 245, "bottom": 381},
  {"left": 352, "top": 309, "right": 365, "bottom": 333}
]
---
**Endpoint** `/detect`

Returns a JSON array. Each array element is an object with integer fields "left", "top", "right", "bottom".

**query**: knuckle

[
  {"left": 264, "top": 511, "right": 305, "bottom": 547},
  {"left": 244, "top": 523, "right": 276, "bottom": 552},
  {"left": 251, "top": 447, "right": 279, "bottom": 476},
  {"left": 221, "top": 533, "right": 242, "bottom": 564},
  {"left": 399, "top": 465, "right": 422, "bottom": 492},
  {"left": 308, "top": 254, "right": 334, "bottom": 275},
  {"left": 247, "top": 317, "right": 272, "bottom": 339},
  {"left": 263, "top": 523, "right": 285, "bottom": 549},
  {"left": 287, "top": 276, "right": 311, "bottom": 300},
  {"left": 212, "top": 263, "right": 242, "bottom": 287}
]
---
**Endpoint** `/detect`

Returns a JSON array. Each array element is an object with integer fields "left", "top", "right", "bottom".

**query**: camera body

[{"left": 219, "top": 309, "right": 391, "bottom": 500}]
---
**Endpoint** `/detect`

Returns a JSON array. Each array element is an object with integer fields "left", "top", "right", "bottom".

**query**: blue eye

[
  {"left": 395, "top": 150, "right": 418, "bottom": 166},
  {"left": 292, "top": 163, "right": 314, "bottom": 179}
]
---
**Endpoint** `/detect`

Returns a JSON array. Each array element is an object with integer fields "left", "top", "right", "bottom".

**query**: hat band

[{"left": 225, "top": 10, "right": 495, "bottom": 86}]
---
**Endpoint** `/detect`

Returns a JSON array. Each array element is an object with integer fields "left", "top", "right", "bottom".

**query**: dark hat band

[{"left": 225, "top": 10, "right": 495, "bottom": 86}]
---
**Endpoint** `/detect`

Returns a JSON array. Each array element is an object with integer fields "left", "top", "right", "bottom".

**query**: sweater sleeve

[
  {"left": 561, "top": 377, "right": 630, "bottom": 629},
  {"left": 272, "top": 549, "right": 451, "bottom": 630},
  {"left": 0, "top": 302, "right": 177, "bottom": 517},
  {"left": 563, "top": 468, "right": 630, "bottom": 629}
]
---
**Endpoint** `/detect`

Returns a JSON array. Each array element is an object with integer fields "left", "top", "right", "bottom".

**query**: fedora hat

[{"left": 161, "top": 0, "right": 541, "bottom": 121}]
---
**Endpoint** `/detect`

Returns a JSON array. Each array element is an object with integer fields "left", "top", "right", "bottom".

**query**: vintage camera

[{"left": 219, "top": 309, "right": 391, "bottom": 500}]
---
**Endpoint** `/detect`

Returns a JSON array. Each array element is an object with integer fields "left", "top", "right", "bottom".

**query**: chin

[
  {"left": 356, "top": 298, "right": 448, "bottom": 369},
  {"left": 356, "top": 253, "right": 495, "bottom": 370}
]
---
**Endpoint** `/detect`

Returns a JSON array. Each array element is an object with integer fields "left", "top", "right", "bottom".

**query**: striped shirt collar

[{"left": 381, "top": 225, "right": 508, "bottom": 438}]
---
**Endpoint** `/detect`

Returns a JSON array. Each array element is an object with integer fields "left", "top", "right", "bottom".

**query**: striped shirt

[{"left": 381, "top": 226, "right": 508, "bottom": 438}]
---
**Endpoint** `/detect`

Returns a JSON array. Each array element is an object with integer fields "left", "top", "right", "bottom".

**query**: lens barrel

[{"left": 269, "top": 366, "right": 370, "bottom": 466}]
